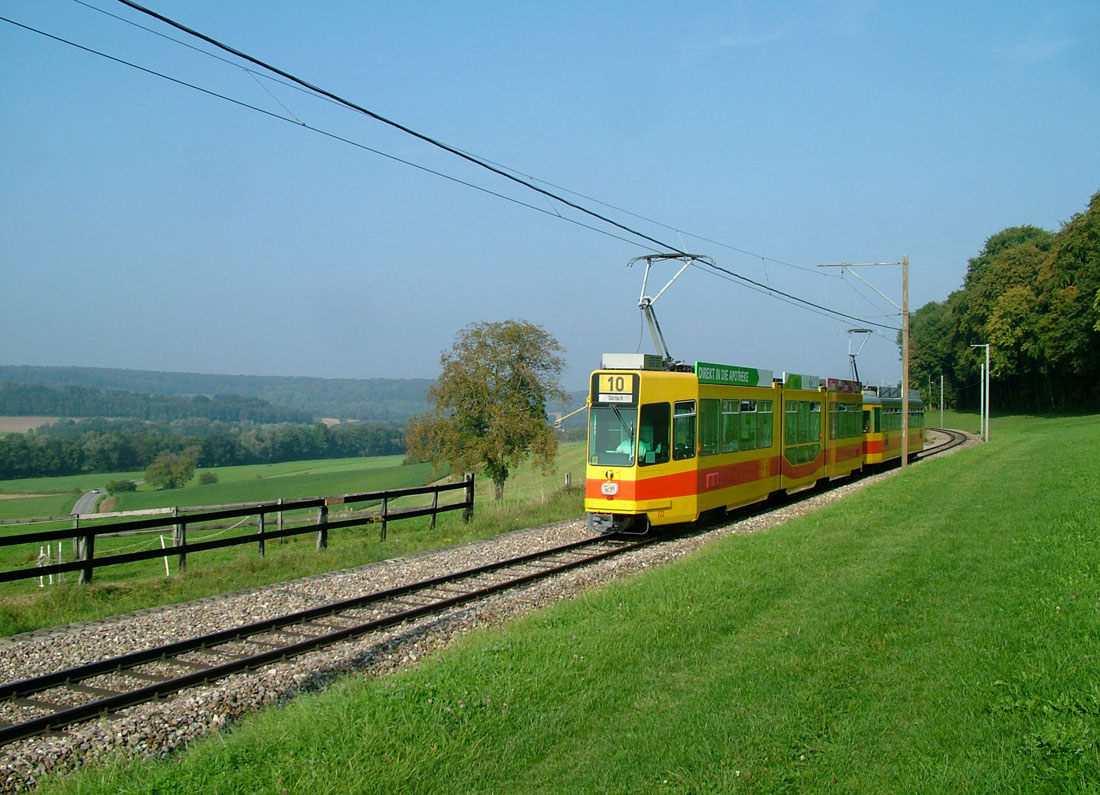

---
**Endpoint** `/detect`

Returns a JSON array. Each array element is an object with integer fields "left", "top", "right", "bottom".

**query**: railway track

[
  {"left": 0, "top": 534, "right": 653, "bottom": 747},
  {"left": 915, "top": 427, "right": 969, "bottom": 460},
  {"left": 0, "top": 429, "right": 969, "bottom": 750}
]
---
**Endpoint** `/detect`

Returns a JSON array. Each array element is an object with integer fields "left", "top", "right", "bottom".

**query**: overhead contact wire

[
  {"left": 113, "top": 1, "right": 907, "bottom": 334},
  {"left": 117, "top": 0, "right": 684, "bottom": 258},
  {"left": 16, "top": 4, "right": 901, "bottom": 334},
  {"left": 0, "top": 14, "right": 654, "bottom": 255}
]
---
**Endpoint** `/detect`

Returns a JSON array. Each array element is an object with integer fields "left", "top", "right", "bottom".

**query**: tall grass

[{"left": 36, "top": 414, "right": 1100, "bottom": 793}]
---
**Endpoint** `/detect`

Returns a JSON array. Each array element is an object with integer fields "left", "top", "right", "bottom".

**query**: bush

[
  {"left": 198, "top": 471, "right": 219, "bottom": 486},
  {"left": 105, "top": 479, "right": 137, "bottom": 494}
]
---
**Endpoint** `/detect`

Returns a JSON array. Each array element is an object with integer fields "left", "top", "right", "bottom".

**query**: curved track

[{"left": 915, "top": 427, "right": 969, "bottom": 460}]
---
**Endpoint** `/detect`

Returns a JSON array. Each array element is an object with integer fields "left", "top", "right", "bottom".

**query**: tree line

[
  {"left": 909, "top": 190, "right": 1100, "bottom": 413},
  {"left": 0, "top": 382, "right": 313, "bottom": 424},
  {"left": 0, "top": 418, "right": 406, "bottom": 480},
  {"left": 0, "top": 367, "right": 431, "bottom": 423}
]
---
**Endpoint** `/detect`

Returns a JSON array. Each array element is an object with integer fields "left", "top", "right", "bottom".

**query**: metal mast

[{"left": 818, "top": 257, "right": 910, "bottom": 468}]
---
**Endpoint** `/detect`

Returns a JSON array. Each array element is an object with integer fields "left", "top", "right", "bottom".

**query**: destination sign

[
  {"left": 826, "top": 377, "right": 861, "bottom": 393},
  {"left": 694, "top": 361, "right": 772, "bottom": 387},
  {"left": 591, "top": 372, "right": 639, "bottom": 406}
]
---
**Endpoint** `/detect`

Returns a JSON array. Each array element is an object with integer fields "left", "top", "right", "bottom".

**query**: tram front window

[{"left": 589, "top": 406, "right": 638, "bottom": 466}]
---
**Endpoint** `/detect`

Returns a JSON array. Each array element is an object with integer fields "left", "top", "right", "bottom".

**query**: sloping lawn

[{"left": 37, "top": 415, "right": 1100, "bottom": 792}]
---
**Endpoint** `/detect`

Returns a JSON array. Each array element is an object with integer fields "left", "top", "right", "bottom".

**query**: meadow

[
  {"left": 0, "top": 444, "right": 588, "bottom": 635},
  {"left": 34, "top": 413, "right": 1100, "bottom": 793}
]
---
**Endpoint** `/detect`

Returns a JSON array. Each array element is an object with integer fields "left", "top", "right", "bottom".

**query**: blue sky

[{"left": 2, "top": 1, "right": 1098, "bottom": 392}]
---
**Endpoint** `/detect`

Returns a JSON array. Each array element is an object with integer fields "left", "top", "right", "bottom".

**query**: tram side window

[
  {"left": 673, "top": 401, "right": 696, "bottom": 460},
  {"left": 884, "top": 407, "right": 902, "bottom": 432},
  {"left": 784, "top": 401, "right": 805, "bottom": 444},
  {"left": 720, "top": 399, "right": 739, "bottom": 453},
  {"left": 637, "top": 402, "right": 670, "bottom": 466},
  {"left": 785, "top": 400, "right": 822, "bottom": 444},
  {"left": 832, "top": 403, "right": 861, "bottom": 439},
  {"left": 699, "top": 399, "right": 719, "bottom": 456},
  {"left": 758, "top": 400, "right": 773, "bottom": 448},
  {"left": 740, "top": 400, "right": 757, "bottom": 450},
  {"left": 809, "top": 402, "right": 822, "bottom": 442}
]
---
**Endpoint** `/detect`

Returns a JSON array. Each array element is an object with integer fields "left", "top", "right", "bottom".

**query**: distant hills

[
  {"left": 0, "top": 382, "right": 313, "bottom": 425},
  {"left": 0, "top": 365, "right": 432, "bottom": 424}
]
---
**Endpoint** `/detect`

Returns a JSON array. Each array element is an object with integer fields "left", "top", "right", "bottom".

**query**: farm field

[
  {"left": 35, "top": 413, "right": 1100, "bottom": 793},
  {"left": 0, "top": 444, "right": 587, "bottom": 635},
  {"left": 0, "top": 458, "right": 425, "bottom": 525},
  {"left": 0, "top": 455, "right": 411, "bottom": 510},
  {"left": 0, "top": 417, "right": 58, "bottom": 435}
]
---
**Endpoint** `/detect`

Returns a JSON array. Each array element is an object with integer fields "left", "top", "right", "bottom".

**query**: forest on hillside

[
  {"left": 0, "top": 367, "right": 431, "bottom": 422},
  {"left": 0, "top": 383, "right": 311, "bottom": 424},
  {"left": 0, "top": 417, "right": 406, "bottom": 481},
  {"left": 910, "top": 190, "right": 1100, "bottom": 412}
]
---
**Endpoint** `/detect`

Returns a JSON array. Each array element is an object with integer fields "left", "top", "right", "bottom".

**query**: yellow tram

[{"left": 585, "top": 354, "right": 917, "bottom": 533}]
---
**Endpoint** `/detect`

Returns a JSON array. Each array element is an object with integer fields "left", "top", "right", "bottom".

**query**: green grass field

[
  {"left": 34, "top": 413, "right": 1100, "bottom": 793},
  {"left": 0, "top": 456, "right": 416, "bottom": 521},
  {"left": 0, "top": 444, "right": 588, "bottom": 636}
]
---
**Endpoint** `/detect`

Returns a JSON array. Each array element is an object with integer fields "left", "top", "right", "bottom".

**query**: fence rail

[{"left": 0, "top": 475, "right": 474, "bottom": 585}]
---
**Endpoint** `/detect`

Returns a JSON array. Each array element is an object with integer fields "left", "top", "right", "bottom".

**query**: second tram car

[
  {"left": 861, "top": 385, "right": 925, "bottom": 464},
  {"left": 585, "top": 353, "right": 923, "bottom": 533}
]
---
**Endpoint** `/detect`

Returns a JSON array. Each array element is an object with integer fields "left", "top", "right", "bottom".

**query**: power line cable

[
  {"left": 116, "top": 0, "right": 684, "bottom": 258},
  {"left": 0, "top": 14, "right": 654, "bottom": 255},
  {"left": 79, "top": 0, "right": 830, "bottom": 281},
  {"left": 692, "top": 263, "right": 900, "bottom": 332},
  {"left": 8, "top": 5, "right": 902, "bottom": 334},
  {"left": 454, "top": 150, "right": 828, "bottom": 276},
  {"left": 70, "top": 0, "right": 354, "bottom": 117},
  {"left": 114, "top": 1, "right": 907, "bottom": 332}
]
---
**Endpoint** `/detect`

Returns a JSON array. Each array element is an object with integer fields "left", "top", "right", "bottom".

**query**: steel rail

[
  {"left": 915, "top": 428, "right": 968, "bottom": 460},
  {"left": 0, "top": 534, "right": 653, "bottom": 746},
  {"left": 0, "top": 431, "right": 967, "bottom": 747}
]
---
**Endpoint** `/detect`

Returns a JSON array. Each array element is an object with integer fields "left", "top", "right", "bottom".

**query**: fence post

[
  {"left": 380, "top": 497, "right": 388, "bottom": 541},
  {"left": 77, "top": 529, "right": 95, "bottom": 585},
  {"left": 257, "top": 511, "right": 265, "bottom": 557},
  {"left": 429, "top": 489, "right": 439, "bottom": 531},
  {"left": 463, "top": 473, "right": 474, "bottom": 523},
  {"left": 277, "top": 497, "right": 284, "bottom": 544},
  {"left": 564, "top": 472, "right": 572, "bottom": 489},
  {"left": 173, "top": 506, "right": 187, "bottom": 572},
  {"left": 316, "top": 504, "right": 328, "bottom": 550}
]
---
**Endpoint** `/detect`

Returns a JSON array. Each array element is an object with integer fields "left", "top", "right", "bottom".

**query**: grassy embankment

[
  {"left": 0, "top": 443, "right": 587, "bottom": 636},
  {"left": 36, "top": 412, "right": 1100, "bottom": 793}
]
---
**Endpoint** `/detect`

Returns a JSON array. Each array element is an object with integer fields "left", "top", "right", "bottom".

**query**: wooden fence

[{"left": 0, "top": 475, "right": 474, "bottom": 586}]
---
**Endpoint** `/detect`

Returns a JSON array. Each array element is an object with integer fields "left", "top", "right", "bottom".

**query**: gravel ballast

[{"left": 0, "top": 432, "right": 971, "bottom": 791}]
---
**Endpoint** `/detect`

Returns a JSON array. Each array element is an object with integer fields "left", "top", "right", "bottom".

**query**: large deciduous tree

[
  {"left": 407, "top": 320, "right": 566, "bottom": 501},
  {"left": 143, "top": 451, "right": 196, "bottom": 489},
  {"left": 906, "top": 190, "right": 1100, "bottom": 412}
]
